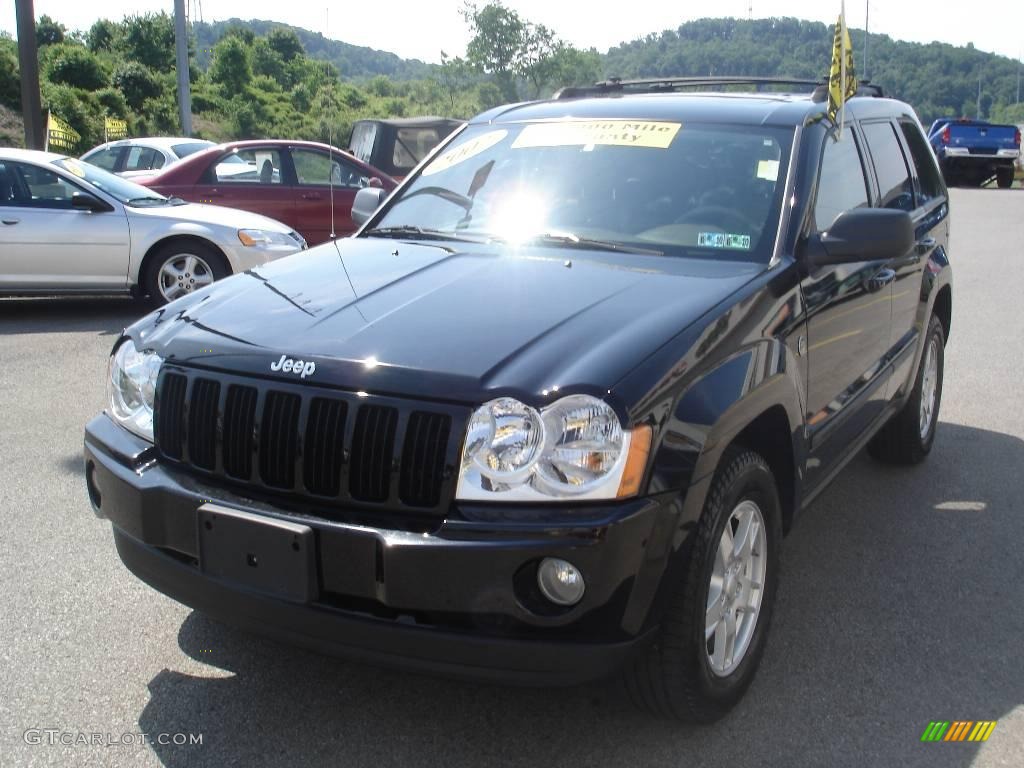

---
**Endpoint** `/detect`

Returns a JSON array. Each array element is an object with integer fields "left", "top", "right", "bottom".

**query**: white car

[
  {"left": 81, "top": 137, "right": 215, "bottom": 179},
  {"left": 0, "top": 149, "right": 306, "bottom": 305}
]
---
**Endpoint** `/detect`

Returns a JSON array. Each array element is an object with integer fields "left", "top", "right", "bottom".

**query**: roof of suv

[{"left": 473, "top": 86, "right": 914, "bottom": 129}]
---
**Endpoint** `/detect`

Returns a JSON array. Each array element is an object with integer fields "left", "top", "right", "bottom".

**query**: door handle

[
  {"left": 916, "top": 237, "right": 936, "bottom": 255},
  {"left": 2, "top": 218, "right": 18, "bottom": 225},
  {"left": 301, "top": 192, "right": 322, "bottom": 200},
  {"left": 864, "top": 268, "right": 896, "bottom": 293}
]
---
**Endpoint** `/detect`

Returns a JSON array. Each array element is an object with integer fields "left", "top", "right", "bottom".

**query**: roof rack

[{"left": 554, "top": 76, "right": 884, "bottom": 101}]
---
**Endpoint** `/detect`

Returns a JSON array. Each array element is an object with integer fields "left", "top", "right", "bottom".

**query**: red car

[{"left": 140, "top": 140, "right": 396, "bottom": 246}]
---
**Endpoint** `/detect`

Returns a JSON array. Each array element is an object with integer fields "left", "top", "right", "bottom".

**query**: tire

[
  {"left": 623, "top": 448, "right": 782, "bottom": 722},
  {"left": 996, "top": 167, "right": 1014, "bottom": 189},
  {"left": 868, "top": 314, "right": 945, "bottom": 465},
  {"left": 143, "top": 241, "right": 229, "bottom": 306}
]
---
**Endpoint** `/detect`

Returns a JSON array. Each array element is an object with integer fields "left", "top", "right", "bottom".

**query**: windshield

[
  {"left": 172, "top": 141, "right": 215, "bottom": 158},
  {"left": 368, "top": 120, "right": 793, "bottom": 262},
  {"left": 52, "top": 157, "right": 171, "bottom": 206}
]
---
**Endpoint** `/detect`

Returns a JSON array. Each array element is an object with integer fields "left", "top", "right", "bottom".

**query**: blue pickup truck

[{"left": 928, "top": 118, "right": 1020, "bottom": 187}]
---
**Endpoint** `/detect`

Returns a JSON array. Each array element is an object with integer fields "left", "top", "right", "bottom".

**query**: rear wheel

[
  {"left": 868, "top": 314, "right": 945, "bottom": 464},
  {"left": 623, "top": 448, "right": 781, "bottom": 722},
  {"left": 996, "top": 167, "right": 1014, "bottom": 189},
  {"left": 143, "top": 241, "right": 228, "bottom": 306}
]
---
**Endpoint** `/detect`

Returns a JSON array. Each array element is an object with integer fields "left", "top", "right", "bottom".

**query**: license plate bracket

[{"left": 197, "top": 504, "right": 316, "bottom": 603}]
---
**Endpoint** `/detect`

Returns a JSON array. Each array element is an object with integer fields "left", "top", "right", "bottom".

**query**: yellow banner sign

[
  {"left": 422, "top": 129, "right": 507, "bottom": 176},
  {"left": 105, "top": 117, "right": 128, "bottom": 140},
  {"left": 512, "top": 120, "right": 682, "bottom": 150},
  {"left": 47, "top": 113, "right": 81, "bottom": 152}
]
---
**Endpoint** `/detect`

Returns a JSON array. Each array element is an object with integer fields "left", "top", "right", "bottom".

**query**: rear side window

[
  {"left": 9, "top": 163, "right": 80, "bottom": 209},
  {"left": 212, "top": 149, "right": 283, "bottom": 184},
  {"left": 350, "top": 123, "right": 377, "bottom": 164},
  {"left": 172, "top": 141, "right": 214, "bottom": 158},
  {"left": 899, "top": 121, "right": 944, "bottom": 205},
  {"left": 863, "top": 122, "right": 914, "bottom": 211},
  {"left": 814, "top": 132, "right": 870, "bottom": 229},
  {"left": 393, "top": 128, "right": 443, "bottom": 171}
]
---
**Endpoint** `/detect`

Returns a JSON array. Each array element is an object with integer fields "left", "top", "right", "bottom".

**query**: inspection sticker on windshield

[
  {"left": 61, "top": 159, "right": 86, "bottom": 178},
  {"left": 422, "top": 130, "right": 507, "bottom": 176},
  {"left": 512, "top": 120, "right": 681, "bottom": 150},
  {"left": 698, "top": 232, "right": 751, "bottom": 250}
]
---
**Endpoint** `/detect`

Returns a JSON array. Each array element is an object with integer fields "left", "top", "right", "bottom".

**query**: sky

[{"left": 2, "top": 0, "right": 1022, "bottom": 63}]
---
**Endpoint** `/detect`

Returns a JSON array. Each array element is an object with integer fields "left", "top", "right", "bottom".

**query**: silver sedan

[{"left": 0, "top": 149, "right": 306, "bottom": 305}]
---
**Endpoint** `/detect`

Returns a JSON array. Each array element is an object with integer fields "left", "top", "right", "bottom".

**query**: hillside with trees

[{"left": 0, "top": 7, "right": 1021, "bottom": 154}]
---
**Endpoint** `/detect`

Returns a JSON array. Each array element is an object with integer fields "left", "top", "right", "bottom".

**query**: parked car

[
  {"left": 81, "top": 137, "right": 216, "bottom": 179},
  {"left": 0, "top": 149, "right": 305, "bottom": 304},
  {"left": 85, "top": 78, "right": 952, "bottom": 722},
  {"left": 140, "top": 140, "right": 397, "bottom": 246},
  {"left": 349, "top": 117, "right": 464, "bottom": 180},
  {"left": 927, "top": 118, "right": 1020, "bottom": 187}
]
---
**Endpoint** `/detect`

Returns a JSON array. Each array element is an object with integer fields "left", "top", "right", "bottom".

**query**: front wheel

[
  {"left": 143, "top": 242, "right": 228, "bottom": 306},
  {"left": 623, "top": 448, "right": 782, "bottom": 722},
  {"left": 868, "top": 314, "right": 945, "bottom": 464}
]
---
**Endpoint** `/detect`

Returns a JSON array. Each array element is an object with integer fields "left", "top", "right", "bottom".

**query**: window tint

[
  {"left": 212, "top": 148, "right": 283, "bottom": 184},
  {"left": 85, "top": 148, "right": 122, "bottom": 172},
  {"left": 291, "top": 148, "right": 368, "bottom": 188},
  {"left": 10, "top": 162, "right": 81, "bottom": 209},
  {"left": 814, "top": 132, "right": 870, "bottom": 229},
  {"left": 900, "top": 121, "right": 944, "bottom": 204},
  {"left": 172, "top": 141, "right": 214, "bottom": 158},
  {"left": 124, "top": 146, "right": 164, "bottom": 172},
  {"left": 863, "top": 122, "right": 914, "bottom": 211}
]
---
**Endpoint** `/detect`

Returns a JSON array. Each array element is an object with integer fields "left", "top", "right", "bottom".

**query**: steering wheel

[{"left": 675, "top": 205, "right": 757, "bottom": 234}]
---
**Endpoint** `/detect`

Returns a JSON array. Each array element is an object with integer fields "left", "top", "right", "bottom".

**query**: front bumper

[{"left": 84, "top": 415, "right": 678, "bottom": 685}]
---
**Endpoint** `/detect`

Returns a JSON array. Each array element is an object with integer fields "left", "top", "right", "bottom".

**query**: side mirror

[
  {"left": 352, "top": 186, "right": 386, "bottom": 226},
  {"left": 805, "top": 208, "right": 913, "bottom": 266},
  {"left": 71, "top": 193, "right": 111, "bottom": 213}
]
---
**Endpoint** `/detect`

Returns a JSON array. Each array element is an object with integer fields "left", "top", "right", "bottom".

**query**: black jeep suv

[{"left": 85, "top": 77, "right": 952, "bottom": 722}]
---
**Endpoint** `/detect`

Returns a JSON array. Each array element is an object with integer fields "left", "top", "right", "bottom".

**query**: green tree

[
  {"left": 87, "top": 19, "right": 117, "bottom": 53},
  {"left": 36, "top": 15, "right": 66, "bottom": 47},
  {"left": 210, "top": 37, "right": 252, "bottom": 93},
  {"left": 112, "top": 62, "right": 162, "bottom": 110},
  {"left": 45, "top": 44, "right": 109, "bottom": 91},
  {"left": 267, "top": 28, "right": 304, "bottom": 62},
  {"left": 120, "top": 13, "right": 176, "bottom": 72},
  {"left": 251, "top": 38, "right": 286, "bottom": 86},
  {"left": 463, "top": 2, "right": 525, "bottom": 102},
  {"left": 0, "top": 35, "right": 19, "bottom": 109}
]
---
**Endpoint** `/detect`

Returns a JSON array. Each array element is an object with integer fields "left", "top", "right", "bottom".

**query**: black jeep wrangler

[{"left": 85, "top": 77, "right": 952, "bottom": 722}]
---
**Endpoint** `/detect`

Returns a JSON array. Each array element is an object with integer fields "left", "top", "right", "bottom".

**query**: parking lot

[{"left": 1, "top": 187, "right": 1021, "bottom": 767}]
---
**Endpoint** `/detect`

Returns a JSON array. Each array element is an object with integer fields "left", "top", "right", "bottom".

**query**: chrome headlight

[
  {"left": 237, "top": 228, "right": 298, "bottom": 248},
  {"left": 457, "top": 395, "right": 650, "bottom": 501},
  {"left": 107, "top": 339, "right": 162, "bottom": 442}
]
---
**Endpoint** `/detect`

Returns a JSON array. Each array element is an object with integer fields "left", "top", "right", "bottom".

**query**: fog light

[{"left": 537, "top": 558, "right": 585, "bottom": 606}]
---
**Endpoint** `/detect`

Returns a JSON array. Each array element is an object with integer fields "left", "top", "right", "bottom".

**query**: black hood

[{"left": 134, "top": 238, "right": 761, "bottom": 407}]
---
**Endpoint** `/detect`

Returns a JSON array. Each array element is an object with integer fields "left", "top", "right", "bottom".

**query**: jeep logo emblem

[{"left": 270, "top": 354, "right": 316, "bottom": 379}]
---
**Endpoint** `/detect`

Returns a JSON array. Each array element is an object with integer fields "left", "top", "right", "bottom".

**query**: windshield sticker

[
  {"left": 698, "top": 232, "right": 752, "bottom": 250},
  {"left": 511, "top": 120, "right": 682, "bottom": 150},
  {"left": 422, "top": 130, "right": 507, "bottom": 176},
  {"left": 756, "top": 160, "right": 780, "bottom": 181},
  {"left": 61, "top": 159, "right": 86, "bottom": 178}
]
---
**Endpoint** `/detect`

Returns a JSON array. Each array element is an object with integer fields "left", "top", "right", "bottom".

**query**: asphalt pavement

[{"left": 1, "top": 188, "right": 1021, "bottom": 767}]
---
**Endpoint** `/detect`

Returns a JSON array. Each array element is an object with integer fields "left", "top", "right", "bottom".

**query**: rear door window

[
  {"left": 85, "top": 147, "right": 123, "bottom": 172},
  {"left": 899, "top": 121, "right": 944, "bottom": 205},
  {"left": 9, "top": 163, "right": 81, "bottom": 209},
  {"left": 349, "top": 123, "right": 377, "bottom": 164},
  {"left": 211, "top": 149, "right": 284, "bottom": 184},
  {"left": 124, "top": 147, "right": 165, "bottom": 173},
  {"left": 291, "top": 148, "right": 368, "bottom": 188},
  {"left": 813, "top": 131, "right": 870, "bottom": 229},
  {"left": 862, "top": 122, "right": 915, "bottom": 211},
  {"left": 393, "top": 128, "right": 442, "bottom": 172}
]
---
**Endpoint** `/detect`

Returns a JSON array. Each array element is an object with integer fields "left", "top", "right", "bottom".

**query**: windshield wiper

[
  {"left": 363, "top": 226, "right": 487, "bottom": 243},
  {"left": 513, "top": 230, "right": 664, "bottom": 256}
]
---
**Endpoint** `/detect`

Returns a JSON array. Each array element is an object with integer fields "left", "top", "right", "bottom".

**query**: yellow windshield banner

[
  {"left": 47, "top": 113, "right": 80, "bottom": 152},
  {"left": 827, "top": 4, "right": 857, "bottom": 126},
  {"left": 105, "top": 117, "right": 128, "bottom": 140},
  {"left": 422, "top": 129, "right": 507, "bottom": 176},
  {"left": 512, "top": 120, "right": 682, "bottom": 150}
]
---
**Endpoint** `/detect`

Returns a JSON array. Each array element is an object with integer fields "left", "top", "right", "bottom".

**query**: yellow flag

[
  {"left": 105, "top": 117, "right": 128, "bottom": 140},
  {"left": 46, "top": 113, "right": 81, "bottom": 152},
  {"left": 827, "top": 6, "right": 857, "bottom": 130}
]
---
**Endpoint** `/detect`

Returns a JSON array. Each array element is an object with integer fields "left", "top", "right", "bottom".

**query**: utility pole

[
  {"left": 863, "top": 1, "right": 870, "bottom": 81},
  {"left": 14, "top": 0, "right": 44, "bottom": 149},
  {"left": 173, "top": 0, "right": 193, "bottom": 136}
]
